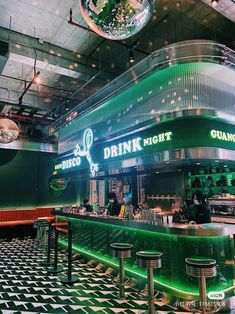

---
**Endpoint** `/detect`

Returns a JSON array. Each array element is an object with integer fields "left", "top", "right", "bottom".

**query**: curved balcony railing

[{"left": 52, "top": 40, "right": 235, "bottom": 154}]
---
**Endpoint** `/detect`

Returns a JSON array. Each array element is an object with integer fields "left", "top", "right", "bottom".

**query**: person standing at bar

[
  {"left": 107, "top": 192, "right": 121, "bottom": 216},
  {"left": 82, "top": 199, "right": 92, "bottom": 212},
  {"left": 188, "top": 191, "right": 211, "bottom": 224}
]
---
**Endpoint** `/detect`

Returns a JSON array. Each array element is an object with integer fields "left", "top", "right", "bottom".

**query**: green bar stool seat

[
  {"left": 185, "top": 257, "right": 217, "bottom": 314},
  {"left": 110, "top": 243, "right": 133, "bottom": 299},
  {"left": 136, "top": 251, "right": 162, "bottom": 314}
]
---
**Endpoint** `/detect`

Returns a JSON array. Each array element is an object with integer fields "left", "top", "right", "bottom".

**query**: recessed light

[{"left": 211, "top": 0, "right": 219, "bottom": 7}]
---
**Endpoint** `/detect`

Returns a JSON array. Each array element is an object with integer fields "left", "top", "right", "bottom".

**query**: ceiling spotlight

[
  {"left": 33, "top": 75, "right": 41, "bottom": 84},
  {"left": 19, "top": 71, "right": 40, "bottom": 105},
  {"left": 211, "top": 0, "right": 219, "bottom": 7},
  {"left": 129, "top": 49, "right": 134, "bottom": 63}
]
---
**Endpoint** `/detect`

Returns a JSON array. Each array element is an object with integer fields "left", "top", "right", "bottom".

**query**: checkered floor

[{"left": 0, "top": 237, "right": 189, "bottom": 314}]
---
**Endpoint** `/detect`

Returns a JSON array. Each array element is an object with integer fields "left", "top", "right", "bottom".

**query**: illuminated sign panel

[
  {"left": 104, "top": 137, "right": 143, "bottom": 159},
  {"left": 55, "top": 117, "right": 235, "bottom": 175},
  {"left": 210, "top": 129, "right": 235, "bottom": 143},
  {"left": 103, "top": 131, "right": 173, "bottom": 160},
  {"left": 62, "top": 157, "right": 81, "bottom": 170},
  {"left": 143, "top": 132, "right": 172, "bottom": 146},
  {"left": 56, "top": 128, "right": 99, "bottom": 176}
]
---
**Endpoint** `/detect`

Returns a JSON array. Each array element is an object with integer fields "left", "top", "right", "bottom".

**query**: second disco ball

[
  {"left": 80, "top": 0, "right": 155, "bottom": 40},
  {"left": 0, "top": 118, "right": 19, "bottom": 144}
]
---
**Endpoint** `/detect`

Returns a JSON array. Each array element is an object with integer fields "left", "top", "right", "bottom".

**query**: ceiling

[{"left": 0, "top": 0, "right": 234, "bottom": 142}]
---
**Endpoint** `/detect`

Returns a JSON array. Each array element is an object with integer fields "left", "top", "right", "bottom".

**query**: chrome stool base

[
  {"left": 47, "top": 265, "right": 64, "bottom": 274},
  {"left": 110, "top": 243, "right": 133, "bottom": 299},
  {"left": 60, "top": 274, "right": 79, "bottom": 285},
  {"left": 185, "top": 257, "right": 217, "bottom": 314},
  {"left": 136, "top": 251, "right": 163, "bottom": 314}
]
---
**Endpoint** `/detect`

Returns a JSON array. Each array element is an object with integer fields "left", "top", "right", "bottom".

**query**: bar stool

[
  {"left": 34, "top": 218, "right": 50, "bottom": 252},
  {"left": 185, "top": 257, "right": 217, "bottom": 314},
  {"left": 136, "top": 251, "right": 162, "bottom": 314},
  {"left": 110, "top": 243, "right": 133, "bottom": 299}
]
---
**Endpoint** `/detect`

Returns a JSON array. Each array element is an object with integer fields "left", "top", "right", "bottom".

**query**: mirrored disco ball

[
  {"left": 0, "top": 118, "right": 19, "bottom": 143},
  {"left": 80, "top": 0, "right": 154, "bottom": 40}
]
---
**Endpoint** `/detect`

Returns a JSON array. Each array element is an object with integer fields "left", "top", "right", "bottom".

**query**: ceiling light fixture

[
  {"left": 211, "top": 0, "right": 219, "bottom": 7},
  {"left": 33, "top": 75, "right": 41, "bottom": 84},
  {"left": 19, "top": 71, "right": 40, "bottom": 105}
]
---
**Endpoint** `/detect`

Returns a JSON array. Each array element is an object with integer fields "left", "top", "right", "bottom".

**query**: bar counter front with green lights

[{"left": 53, "top": 210, "right": 235, "bottom": 304}]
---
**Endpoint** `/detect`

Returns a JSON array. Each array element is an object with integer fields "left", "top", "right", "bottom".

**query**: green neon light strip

[
  {"left": 59, "top": 239, "right": 234, "bottom": 297},
  {"left": 59, "top": 239, "right": 198, "bottom": 297}
]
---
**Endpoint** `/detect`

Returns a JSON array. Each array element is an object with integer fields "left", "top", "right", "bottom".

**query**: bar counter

[{"left": 53, "top": 210, "right": 235, "bottom": 304}]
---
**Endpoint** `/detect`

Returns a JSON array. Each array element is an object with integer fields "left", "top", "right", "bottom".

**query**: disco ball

[
  {"left": 80, "top": 0, "right": 155, "bottom": 40},
  {"left": 0, "top": 118, "right": 19, "bottom": 144}
]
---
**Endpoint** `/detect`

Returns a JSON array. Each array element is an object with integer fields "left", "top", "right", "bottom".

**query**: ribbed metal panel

[
  {"left": 186, "top": 263, "right": 217, "bottom": 278},
  {"left": 57, "top": 40, "right": 235, "bottom": 154}
]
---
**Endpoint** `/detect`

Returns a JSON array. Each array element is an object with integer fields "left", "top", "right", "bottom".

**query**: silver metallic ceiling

[{"left": 0, "top": 0, "right": 234, "bottom": 144}]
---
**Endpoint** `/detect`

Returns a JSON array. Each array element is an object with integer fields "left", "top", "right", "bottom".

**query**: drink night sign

[
  {"left": 104, "top": 131, "right": 173, "bottom": 160},
  {"left": 55, "top": 118, "right": 235, "bottom": 175},
  {"left": 56, "top": 130, "right": 173, "bottom": 175}
]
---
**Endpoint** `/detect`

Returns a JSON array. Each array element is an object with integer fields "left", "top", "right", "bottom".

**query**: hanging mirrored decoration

[
  {"left": 80, "top": 0, "right": 155, "bottom": 40},
  {"left": 0, "top": 118, "right": 19, "bottom": 144}
]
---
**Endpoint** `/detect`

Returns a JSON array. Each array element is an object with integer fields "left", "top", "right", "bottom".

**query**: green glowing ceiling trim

[{"left": 59, "top": 239, "right": 234, "bottom": 297}]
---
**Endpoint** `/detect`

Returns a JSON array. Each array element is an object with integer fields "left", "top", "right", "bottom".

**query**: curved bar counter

[{"left": 53, "top": 210, "right": 235, "bottom": 308}]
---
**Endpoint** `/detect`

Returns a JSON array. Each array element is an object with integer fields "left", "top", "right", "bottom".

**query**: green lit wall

[{"left": 0, "top": 149, "right": 81, "bottom": 209}]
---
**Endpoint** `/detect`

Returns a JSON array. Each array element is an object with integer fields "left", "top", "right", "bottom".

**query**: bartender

[
  {"left": 188, "top": 191, "right": 211, "bottom": 224},
  {"left": 82, "top": 199, "right": 92, "bottom": 212},
  {"left": 107, "top": 192, "right": 121, "bottom": 216}
]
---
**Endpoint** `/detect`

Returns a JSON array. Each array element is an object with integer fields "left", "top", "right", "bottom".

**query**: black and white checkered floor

[{"left": 0, "top": 237, "right": 189, "bottom": 314}]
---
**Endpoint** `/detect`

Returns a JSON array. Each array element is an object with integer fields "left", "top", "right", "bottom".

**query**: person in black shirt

[
  {"left": 107, "top": 192, "right": 121, "bottom": 216},
  {"left": 189, "top": 191, "right": 211, "bottom": 224},
  {"left": 82, "top": 199, "right": 92, "bottom": 212}
]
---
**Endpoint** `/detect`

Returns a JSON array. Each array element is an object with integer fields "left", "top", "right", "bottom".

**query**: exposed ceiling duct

[
  {"left": 0, "top": 40, "right": 9, "bottom": 73},
  {"left": 0, "top": 0, "right": 234, "bottom": 150}
]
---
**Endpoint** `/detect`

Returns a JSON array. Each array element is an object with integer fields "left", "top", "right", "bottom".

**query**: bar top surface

[{"left": 52, "top": 210, "right": 235, "bottom": 237}]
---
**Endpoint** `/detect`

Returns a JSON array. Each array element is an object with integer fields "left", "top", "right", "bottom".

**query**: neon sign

[
  {"left": 104, "top": 131, "right": 173, "bottom": 160},
  {"left": 74, "top": 128, "right": 99, "bottom": 176},
  {"left": 210, "top": 129, "right": 235, "bottom": 143},
  {"left": 62, "top": 157, "right": 81, "bottom": 170},
  {"left": 58, "top": 129, "right": 99, "bottom": 176}
]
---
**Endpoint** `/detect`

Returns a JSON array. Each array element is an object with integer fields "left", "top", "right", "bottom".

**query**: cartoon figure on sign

[{"left": 74, "top": 128, "right": 99, "bottom": 176}]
